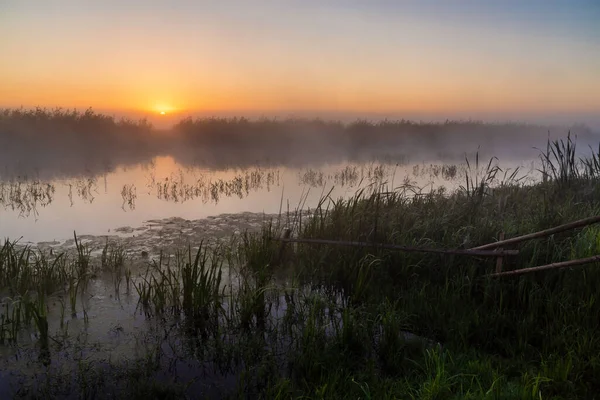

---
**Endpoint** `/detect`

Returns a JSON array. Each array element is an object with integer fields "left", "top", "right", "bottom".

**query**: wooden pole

[
  {"left": 486, "top": 254, "right": 600, "bottom": 278},
  {"left": 470, "top": 215, "right": 600, "bottom": 251},
  {"left": 495, "top": 232, "right": 505, "bottom": 273},
  {"left": 273, "top": 237, "right": 519, "bottom": 257}
]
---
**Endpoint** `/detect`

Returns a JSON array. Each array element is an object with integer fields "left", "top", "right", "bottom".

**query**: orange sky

[{"left": 1, "top": 1, "right": 599, "bottom": 121}]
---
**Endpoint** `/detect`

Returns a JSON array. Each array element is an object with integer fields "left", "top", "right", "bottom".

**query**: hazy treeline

[
  {"left": 1, "top": 108, "right": 598, "bottom": 179},
  {"left": 173, "top": 116, "right": 599, "bottom": 167},
  {"left": 0, "top": 108, "right": 163, "bottom": 178}
]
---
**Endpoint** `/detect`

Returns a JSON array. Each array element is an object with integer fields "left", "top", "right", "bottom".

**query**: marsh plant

[{"left": 101, "top": 239, "right": 128, "bottom": 296}]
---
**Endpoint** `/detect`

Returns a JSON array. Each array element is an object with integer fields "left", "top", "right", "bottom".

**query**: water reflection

[
  {"left": 0, "top": 176, "right": 101, "bottom": 218},
  {"left": 121, "top": 184, "right": 137, "bottom": 211},
  {"left": 298, "top": 164, "right": 387, "bottom": 188},
  {"left": 147, "top": 168, "right": 280, "bottom": 204},
  {"left": 0, "top": 153, "right": 535, "bottom": 243},
  {"left": 69, "top": 176, "right": 98, "bottom": 206},
  {"left": 412, "top": 163, "right": 460, "bottom": 180},
  {"left": 0, "top": 179, "right": 55, "bottom": 217},
  {"left": 1, "top": 158, "right": 469, "bottom": 219}
]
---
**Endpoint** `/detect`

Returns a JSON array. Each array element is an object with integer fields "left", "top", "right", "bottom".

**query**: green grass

[{"left": 1, "top": 135, "right": 600, "bottom": 398}]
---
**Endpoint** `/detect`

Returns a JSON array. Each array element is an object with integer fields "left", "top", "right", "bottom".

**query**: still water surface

[{"left": 0, "top": 154, "right": 536, "bottom": 243}]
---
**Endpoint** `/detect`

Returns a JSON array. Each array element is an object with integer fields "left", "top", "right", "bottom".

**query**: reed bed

[{"left": 3, "top": 107, "right": 598, "bottom": 179}]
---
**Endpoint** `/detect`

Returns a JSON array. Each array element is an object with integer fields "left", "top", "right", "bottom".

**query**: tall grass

[
  {"left": 538, "top": 131, "right": 580, "bottom": 185},
  {"left": 0, "top": 233, "right": 132, "bottom": 359},
  {"left": 581, "top": 142, "right": 600, "bottom": 179},
  {"left": 101, "top": 240, "right": 127, "bottom": 296},
  {"left": 134, "top": 244, "right": 224, "bottom": 329}
]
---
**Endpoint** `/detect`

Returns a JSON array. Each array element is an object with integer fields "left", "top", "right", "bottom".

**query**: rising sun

[{"left": 152, "top": 103, "right": 176, "bottom": 115}]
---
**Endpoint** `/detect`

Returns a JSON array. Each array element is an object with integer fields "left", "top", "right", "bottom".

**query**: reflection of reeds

[
  {"left": 147, "top": 167, "right": 281, "bottom": 205},
  {"left": 75, "top": 177, "right": 98, "bottom": 203},
  {"left": 412, "top": 163, "right": 466, "bottom": 181},
  {"left": 121, "top": 184, "right": 137, "bottom": 210},
  {"left": 299, "top": 163, "right": 398, "bottom": 188},
  {"left": 0, "top": 175, "right": 98, "bottom": 217},
  {"left": 0, "top": 179, "right": 55, "bottom": 217}
]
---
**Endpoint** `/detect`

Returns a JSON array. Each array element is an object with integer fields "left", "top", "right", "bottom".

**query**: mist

[{"left": 1, "top": 108, "right": 599, "bottom": 180}]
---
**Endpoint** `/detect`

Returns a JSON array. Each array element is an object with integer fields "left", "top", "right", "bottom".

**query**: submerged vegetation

[{"left": 0, "top": 135, "right": 599, "bottom": 398}]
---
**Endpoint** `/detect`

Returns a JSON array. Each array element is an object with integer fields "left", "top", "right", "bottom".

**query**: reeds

[
  {"left": 134, "top": 244, "right": 224, "bottom": 331},
  {"left": 101, "top": 239, "right": 127, "bottom": 296},
  {"left": 537, "top": 131, "right": 580, "bottom": 185},
  {"left": 581, "top": 142, "right": 600, "bottom": 179},
  {"left": 0, "top": 232, "right": 128, "bottom": 362}
]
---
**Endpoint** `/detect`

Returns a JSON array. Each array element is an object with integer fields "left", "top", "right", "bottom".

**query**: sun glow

[{"left": 152, "top": 103, "right": 176, "bottom": 115}]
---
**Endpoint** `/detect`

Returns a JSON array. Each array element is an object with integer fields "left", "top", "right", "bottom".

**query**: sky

[{"left": 1, "top": 0, "right": 599, "bottom": 125}]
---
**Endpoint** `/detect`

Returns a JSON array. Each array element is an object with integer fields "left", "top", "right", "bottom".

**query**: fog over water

[{"left": 1, "top": 110, "right": 599, "bottom": 242}]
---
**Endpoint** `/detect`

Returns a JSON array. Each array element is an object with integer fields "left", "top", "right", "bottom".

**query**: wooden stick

[
  {"left": 273, "top": 238, "right": 519, "bottom": 257},
  {"left": 486, "top": 255, "right": 600, "bottom": 278},
  {"left": 495, "top": 232, "right": 505, "bottom": 273},
  {"left": 470, "top": 215, "right": 600, "bottom": 250}
]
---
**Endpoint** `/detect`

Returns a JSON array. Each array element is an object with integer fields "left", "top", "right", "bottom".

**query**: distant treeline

[
  {"left": 173, "top": 116, "right": 598, "bottom": 150},
  {"left": 173, "top": 116, "right": 598, "bottom": 164},
  {"left": 0, "top": 107, "right": 156, "bottom": 147},
  {"left": 1, "top": 108, "right": 598, "bottom": 178},
  {"left": 0, "top": 108, "right": 160, "bottom": 178}
]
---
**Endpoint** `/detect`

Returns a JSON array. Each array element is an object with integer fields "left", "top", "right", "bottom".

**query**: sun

[{"left": 152, "top": 103, "right": 176, "bottom": 116}]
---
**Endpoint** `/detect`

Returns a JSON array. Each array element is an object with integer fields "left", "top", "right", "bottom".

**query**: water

[{"left": 0, "top": 154, "right": 519, "bottom": 244}]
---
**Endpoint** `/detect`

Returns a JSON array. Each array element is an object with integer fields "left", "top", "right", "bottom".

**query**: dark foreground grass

[{"left": 2, "top": 136, "right": 600, "bottom": 399}]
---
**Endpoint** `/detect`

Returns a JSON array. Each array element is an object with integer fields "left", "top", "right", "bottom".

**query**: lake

[{"left": 0, "top": 153, "right": 541, "bottom": 245}]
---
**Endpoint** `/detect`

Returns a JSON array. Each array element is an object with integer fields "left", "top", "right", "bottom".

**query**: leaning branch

[
  {"left": 273, "top": 238, "right": 519, "bottom": 257},
  {"left": 470, "top": 215, "right": 600, "bottom": 250},
  {"left": 486, "top": 255, "right": 600, "bottom": 278}
]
